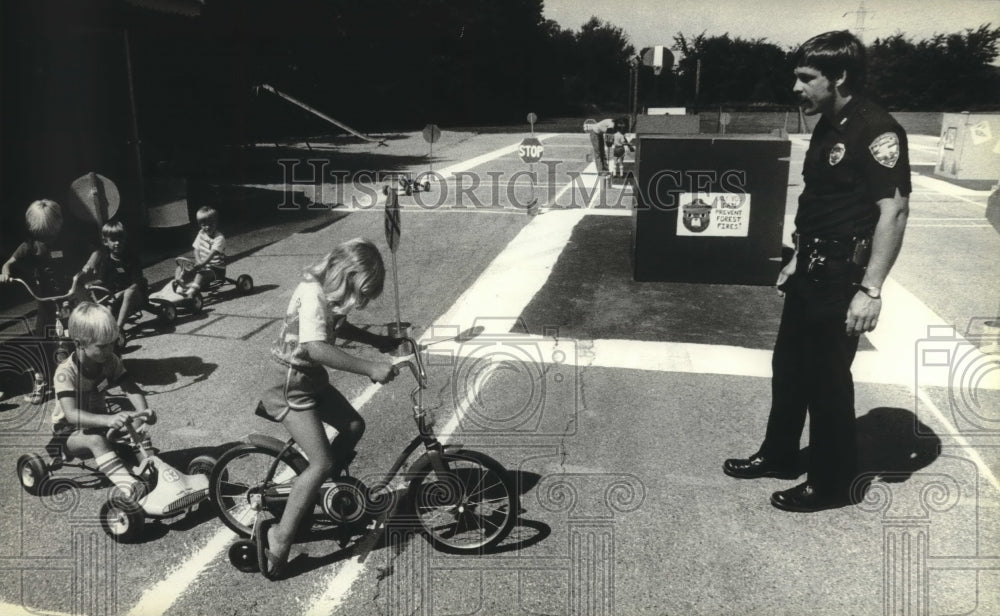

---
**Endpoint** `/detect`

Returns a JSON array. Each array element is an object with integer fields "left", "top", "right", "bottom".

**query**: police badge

[
  {"left": 869, "top": 132, "right": 900, "bottom": 168},
  {"left": 829, "top": 143, "right": 846, "bottom": 166}
]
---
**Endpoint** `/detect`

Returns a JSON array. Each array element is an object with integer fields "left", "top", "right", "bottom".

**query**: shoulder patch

[
  {"left": 869, "top": 132, "right": 900, "bottom": 168},
  {"left": 829, "top": 143, "right": 846, "bottom": 166}
]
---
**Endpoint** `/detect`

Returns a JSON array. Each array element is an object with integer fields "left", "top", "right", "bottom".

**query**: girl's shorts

[{"left": 256, "top": 360, "right": 329, "bottom": 423}]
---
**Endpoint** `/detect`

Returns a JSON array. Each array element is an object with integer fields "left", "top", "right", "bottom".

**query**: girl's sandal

[{"left": 255, "top": 518, "right": 287, "bottom": 580}]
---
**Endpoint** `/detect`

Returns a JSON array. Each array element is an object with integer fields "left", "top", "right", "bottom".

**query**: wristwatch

[{"left": 855, "top": 283, "right": 881, "bottom": 299}]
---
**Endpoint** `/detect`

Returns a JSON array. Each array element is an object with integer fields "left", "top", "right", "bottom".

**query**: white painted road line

[
  {"left": 908, "top": 223, "right": 992, "bottom": 228},
  {"left": 435, "top": 134, "right": 560, "bottom": 178},
  {"left": 422, "top": 335, "right": 996, "bottom": 390}
]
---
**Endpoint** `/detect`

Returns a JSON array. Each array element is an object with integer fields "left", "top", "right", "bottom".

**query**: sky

[{"left": 541, "top": 0, "right": 1000, "bottom": 51}]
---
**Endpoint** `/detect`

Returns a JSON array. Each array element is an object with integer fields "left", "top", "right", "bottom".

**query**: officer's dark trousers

[{"left": 760, "top": 272, "right": 861, "bottom": 495}]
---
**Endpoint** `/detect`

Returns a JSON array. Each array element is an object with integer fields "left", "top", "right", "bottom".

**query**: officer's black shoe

[
  {"left": 770, "top": 482, "right": 849, "bottom": 513},
  {"left": 723, "top": 453, "right": 799, "bottom": 479}
]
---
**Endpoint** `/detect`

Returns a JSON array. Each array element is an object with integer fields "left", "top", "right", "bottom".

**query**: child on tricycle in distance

[
  {"left": 253, "top": 238, "right": 401, "bottom": 578},
  {"left": 175, "top": 206, "right": 226, "bottom": 298},
  {"left": 0, "top": 199, "right": 100, "bottom": 403},
  {"left": 93, "top": 221, "right": 148, "bottom": 341},
  {"left": 52, "top": 301, "right": 155, "bottom": 503}
]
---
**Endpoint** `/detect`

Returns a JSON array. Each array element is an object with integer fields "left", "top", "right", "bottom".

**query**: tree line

[
  {"left": 6, "top": 0, "right": 999, "bottom": 157},
  {"left": 109, "top": 0, "right": 999, "bottom": 145}
]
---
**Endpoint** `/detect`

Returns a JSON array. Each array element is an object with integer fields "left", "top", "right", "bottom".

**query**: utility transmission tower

[{"left": 843, "top": 1, "right": 873, "bottom": 42}]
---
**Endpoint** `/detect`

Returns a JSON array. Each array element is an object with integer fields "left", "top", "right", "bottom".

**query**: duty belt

[{"left": 792, "top": 233, "right": 872, "bottom": 278}]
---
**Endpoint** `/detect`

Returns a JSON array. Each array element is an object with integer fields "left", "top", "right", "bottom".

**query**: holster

[{"left": 793, "top": 233, "right": 872, "bottom": 280}]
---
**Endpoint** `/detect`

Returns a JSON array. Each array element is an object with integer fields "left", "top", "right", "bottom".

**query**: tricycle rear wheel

[{"left": 209, "top": 444, "right": 303, "bottom": 537}]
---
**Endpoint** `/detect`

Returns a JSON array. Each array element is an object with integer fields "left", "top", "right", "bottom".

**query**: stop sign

[{"left": 518, "top": 137, "right": 543, "bottom": 163}]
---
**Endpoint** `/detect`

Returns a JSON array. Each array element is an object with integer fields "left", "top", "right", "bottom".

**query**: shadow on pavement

[
  {"left": 856, "top": 406, "right": 941, "bottom": 482},
  {"left": 518, "top": 216, "right": 842, "bottom": 351},
  {"left": 794, "top": 406, "right": 941, "bottom": 488},
  {"left": 267, "top": 469, "right": 549, "bottom": 579},
  {"left": 125, "top": 356, "right": 217, "bottom": 392}
]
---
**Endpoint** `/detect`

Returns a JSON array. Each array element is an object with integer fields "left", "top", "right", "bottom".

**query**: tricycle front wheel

[
  {"left": 408, "top": 449, "right": 517, "bottom": 553},
  {"left": 100, "top": 500, "right": 145, "bottom": 543}
]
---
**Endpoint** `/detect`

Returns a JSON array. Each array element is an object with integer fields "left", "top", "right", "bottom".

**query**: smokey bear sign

[{"left": 676, "top": 193, "right": 751, "bottom": 237}]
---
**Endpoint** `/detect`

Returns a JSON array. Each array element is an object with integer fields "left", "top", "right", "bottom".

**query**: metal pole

[
  {"left": 694, "top": 59, "right": 702, "bottom": 115},
  {"left": 123, "top": 29, "right": 146, "bottom": 228},
  {"left": 259, "top": 84, "right": 386, "bottom": 145},
  {"left": 391, "top": 250, "right": 402, "bottom": 333},
  {"left": 631, "top": 62, "right": 639, "bottom": 131}
]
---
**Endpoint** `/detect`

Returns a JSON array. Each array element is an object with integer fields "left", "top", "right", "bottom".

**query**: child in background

[
  {"left": 254, "top": 238, "right": 400, "bottom": 579},
  {"left": 610, "top": 121, "right": 634, "bottom": 179},
  {"left": 52, "top": 302, "right": 155, "bottom": 503},
  {"left": 94, "top": 221, "right": 148, "bottom": 341},
  {"left": 176, "top": 206, "right": 226, "bottom": 298},
  {"left": 0, "top": 200, "right": 99, "bottom": 403}
]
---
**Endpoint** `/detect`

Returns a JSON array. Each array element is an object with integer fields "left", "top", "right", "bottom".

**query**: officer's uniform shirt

[{"left": 796, "top": 96, "right": 911, "bottom": 240}]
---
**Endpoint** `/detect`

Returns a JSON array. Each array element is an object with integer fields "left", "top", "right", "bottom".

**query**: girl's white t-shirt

[{"left": 271, "top": 281, "right": 345, "bottom": 368}]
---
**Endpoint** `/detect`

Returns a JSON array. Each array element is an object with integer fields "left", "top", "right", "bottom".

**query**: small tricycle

[
  {"left": 148, "top": 256, "right": 254, "bottom": 315},
  {"left": 381, "top": 173, "right": 432, "bottom": 197},
  {"left": 5, "top": 272, "right": 88, "bottom": 401},
  {"left": 16, "top": 406, "right": 217, "bottom": 542},
  {"left": 84, "top": 281, "right": 179, "bottom": 350},
  {"left": 210, "top": 337, "right": 517, "bottom": 578}
]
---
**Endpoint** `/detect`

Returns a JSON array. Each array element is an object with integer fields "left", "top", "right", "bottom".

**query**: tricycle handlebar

[
  {"left": 7, "top": 272, "right": 86, "bottom": 303},
  {"left": 104, "top": 410, "right": 155, "bottom": 444}
]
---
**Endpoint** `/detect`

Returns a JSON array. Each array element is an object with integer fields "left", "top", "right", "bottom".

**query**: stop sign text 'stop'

[{"left": 519, "top": 137, "right": 543, "bottom": 163}]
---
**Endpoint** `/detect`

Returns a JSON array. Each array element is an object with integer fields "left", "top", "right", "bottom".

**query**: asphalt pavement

[{"left": 0, "top": 128, "right": 998, "bottom": 616}]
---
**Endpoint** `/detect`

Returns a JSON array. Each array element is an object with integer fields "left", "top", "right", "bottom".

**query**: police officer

[{"left": 723, "top": 30, "right": 910, "bottom": 512}]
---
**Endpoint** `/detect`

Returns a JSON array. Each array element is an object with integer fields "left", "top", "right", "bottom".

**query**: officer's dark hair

[{"left": 794, "top": 30, "right": 867, "bottom": 93}]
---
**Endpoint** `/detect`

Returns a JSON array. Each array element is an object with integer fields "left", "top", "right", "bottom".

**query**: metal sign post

[
  {"left": 520, "top": 124, "right": 543, "bottom": 211},
  {"left": 526, "top": 113, "right": 538, "bottom": 208},
  {"left": 422, "top": 124, "right": 441, "bottom": 175}
]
